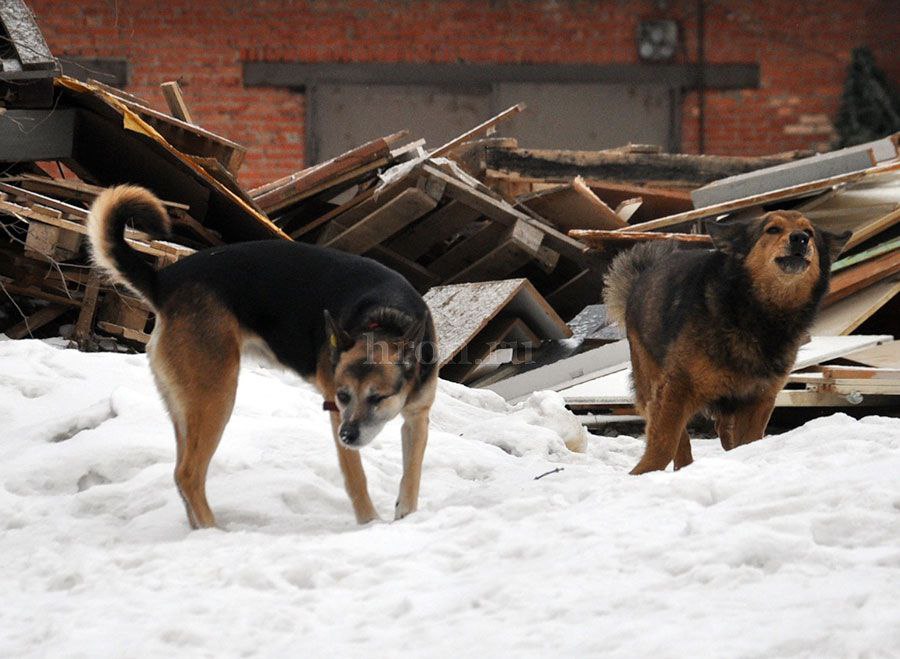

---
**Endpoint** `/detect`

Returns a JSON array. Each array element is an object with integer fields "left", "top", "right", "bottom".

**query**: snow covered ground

[{"left": 1, "top": 337, "right": 899, "bottom": 658}]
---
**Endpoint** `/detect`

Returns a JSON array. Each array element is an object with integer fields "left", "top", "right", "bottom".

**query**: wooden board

[
  {"left": 324, "top": 186, "right": 439, "bottom": 254},
  {"left": 251, "top": 131, "right": 408, "bottom": 213},
  {"left": 447, "top": 222, "right": 544, "bottom": 284},
  {"left": 823, "top": 248, "right": 900, "bottom": 307},
  {"left": 811, "top": 278, "right": 900, "bottom": 335},
  {"left": 570, "top": 229, "right": 712, "bottom": 250},
  {"left": 623, "top": 161, "right": 900, "bottom": 233},
  {"left": 689, "top": 141, "right": 892, "bottom": 208},
  {"left": 487, "top": 339, "right": 631, "bottom": 402},
  {"left": 842, "top": 341, "right": 900, "bottom": 369},
  {"left": 385, "top": 200, "right": 483, "bottom": 260},
  {"left": 520, "top": 176, "right": 626, "bottom": 231},
  {"left": 558, "top": 335, "right": 893, "bottom": 406},
  {"left": 424, "top": 278, "right": 571, "bottom": 367}
]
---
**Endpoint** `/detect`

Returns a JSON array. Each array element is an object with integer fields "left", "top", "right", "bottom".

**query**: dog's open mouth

[{"left": 775, "top": 255, "right": 810, "bottom": 274}]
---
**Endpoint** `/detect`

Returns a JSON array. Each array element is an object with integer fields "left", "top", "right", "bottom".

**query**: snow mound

[{"left": 1, "top": 339, "right": 898, "bottom": 657}]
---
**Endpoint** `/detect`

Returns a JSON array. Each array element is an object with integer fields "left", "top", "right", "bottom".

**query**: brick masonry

[{"left": 32, "top": 0, "right": 900, "bottom": 189}]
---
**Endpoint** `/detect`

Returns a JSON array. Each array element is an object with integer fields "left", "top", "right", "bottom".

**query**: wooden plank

[
  {"left": 484, "top": 146, "right": 808, "bottom": 187},
  {"left": 385, "top": 200, "right": 483, "bottom": 260},
  {"left": 159, "top": 81, "right": 194, "bottom": 123},
  {"left": 623, "top": 161, "right": 900, "bottom": 233},
  {"left": 811, "top": 278, "right": 900, "bottom": 335},
  {"left": 845, "top": 207, "right": 900, "bottom": 251},
  {"left": 832, "top": 237, "right": 900, "bottom": 273},
  {"left": 0, "top": 182, "right": 89, "bottom": 220},
  {"left": 447, "top": 222, "right": 544, "bottom": 284},
  {"left": 0, "top": 0, "right": 57, "bottom": 70},
  {"left": 424, "top": 278, "right": 570, "bottom": 367},
  {"left": 3, "top": 203, "right": 194, "bottom": 261},
  {"left": 429, "top": 222, "right": 506, "bottom": 279},
  {"left": 0, "top": 281, "right": 81, "bottom": 307},
  {"left": 73, "top": 270, "right": 102, "bottom": 344},
  {"left": 570, "top": 229, "right": 713, "bottom": 250},
  {"left": 690, "top": 145, "right": 883, "bottom": 208},
  {"left": 324, "top": 186, "right": 440, "bottom": 254},
  {"left": 251, "top": 131, "right": 408, "bottom": 212},
  {"left": 96, "top": 321, "right": 150, "bottom": 344},
  {"left": 365, "top": 245, "right": 441, "bottom": 291},
  {"left": 842, "top": 341, "right": 900, "bottom": 369},
  {"left": 4, "top": 304, "right": 68, "bottom": 340},
  {"left": 430, "top": 104, "right": 525, "bottom": 159},
  {"left": 520, "top": 176, "right": 627, "bottom": 231},
  {"left": 823, "top": 249, "right": 900, "bottom": 307},
  {"left": 85, "top": 78, "right": 247, "bottom": 173}
]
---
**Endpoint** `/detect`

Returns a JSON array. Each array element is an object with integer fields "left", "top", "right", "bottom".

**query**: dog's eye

[
  {"left": 336, "top": 390, "right": 351, "bottom": 405},
  {"left": 366, "top": 393, "right": 386, "bottom": 405},
  {"left": 765, "top": 226, "right": 782, "bottom": 235}
]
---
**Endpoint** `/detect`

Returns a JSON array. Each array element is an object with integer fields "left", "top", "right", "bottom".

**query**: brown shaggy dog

[{"left": 604, "top": 211, "right": 850, "bottom": 474}]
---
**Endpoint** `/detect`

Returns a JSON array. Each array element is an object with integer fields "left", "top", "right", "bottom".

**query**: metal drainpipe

[{"left": 697, "top": 0, "right": 706, "bottom": 154}]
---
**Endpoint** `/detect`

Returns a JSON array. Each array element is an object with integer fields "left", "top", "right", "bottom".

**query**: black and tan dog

[
  {"left": 88, "top": 185, "right": 438, "bottom": 528},
  {"left": 604, "top": 210, "right": 850, "bottom": 474}
]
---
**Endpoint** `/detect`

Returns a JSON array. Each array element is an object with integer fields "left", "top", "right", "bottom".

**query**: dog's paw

[{"left": 394, "top": 499, "right": 417, "bottom": 521}]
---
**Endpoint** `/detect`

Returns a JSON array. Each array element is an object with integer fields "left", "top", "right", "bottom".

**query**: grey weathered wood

[
  {"left": 424, "top": 277, "right": 571, "bottom": 367},
  {"left": 160, "top": 81, "right": 195, "bottom": 123},
  {"left": 429, "top": 222, "right": 507, "bottom": 279},
  {"left": 386, "top": 200, "right": 483, "bottom": 260},
  {"left": 447, "top": 221, "right": 544, "bottom": 284},
  {"left": 690, "top": 139, "right": 896, "bottom": 208},
  {"left": 324, "top": 187, "right": 440, "bottom": 254},
  {"left": 4, "top": 303, "right": 68, "bottom": 340},
  {"left": 0, "top": 0, "right": 57, "bottom": 70}
]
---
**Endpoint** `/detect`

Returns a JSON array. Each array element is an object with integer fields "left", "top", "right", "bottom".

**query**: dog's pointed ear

[
  {"left": 706, "top": 219, "right": 755, "bottom": 258},
  {"left": 399, "top": 317, "right": 427, "bottom": 374},
  {"left": 821, "top": 229, "right": 852, "bottom": 262},
  {"left": 324, "top": 310, "right": 353, "bottom": 356}
]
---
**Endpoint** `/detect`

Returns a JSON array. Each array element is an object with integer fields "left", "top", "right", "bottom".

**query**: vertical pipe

[{"left": 697, "top": 0, "right": 706, "bottom": 154}]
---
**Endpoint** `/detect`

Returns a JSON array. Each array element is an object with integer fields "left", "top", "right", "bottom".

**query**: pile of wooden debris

[{"left": 0, "top": 0, "right": 895, "bottom": 421}]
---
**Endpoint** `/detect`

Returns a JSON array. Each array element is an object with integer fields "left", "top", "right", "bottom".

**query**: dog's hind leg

[
  {"left": 673, "top": 430, "right": 693, "bottom": 470},
  {"left": 631, "top": 377, "right": 695, "bottom": 475},
  {"left": 327, "top": 411, "right": 379, "bottom": 524},
  {"left": 395, "top": 407, "right": 430, "bottom": 520},
  {"left": 151, "top": 307, "right": 241, "bottom": 529}
]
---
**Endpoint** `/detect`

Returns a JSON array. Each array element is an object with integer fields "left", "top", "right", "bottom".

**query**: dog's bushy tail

[
  {"left": 603, "top": 241, "right": 676, "bottom": 326},
  {"left": 87, "top": 185, "right": 171, "bottom": 308}
]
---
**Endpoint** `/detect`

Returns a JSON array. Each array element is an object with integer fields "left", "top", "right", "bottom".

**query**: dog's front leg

[
  {"left": 328, "top": 411, "right": 379, "bottom": 524},
  {"left": 730, "top": 390, "right": 778, "bottom": 448},
  {"left": 395, "top": 409, "right": 429, "bottom": 520}
]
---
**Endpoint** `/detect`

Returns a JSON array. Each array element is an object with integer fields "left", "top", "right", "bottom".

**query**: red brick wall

[{"left": 32, "top": 0, "right": 899, "bottom": 188}]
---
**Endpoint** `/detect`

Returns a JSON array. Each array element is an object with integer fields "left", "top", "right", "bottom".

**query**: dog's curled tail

[
  {"left": 88, "top": 185, "right": 171, "bottom": 308},
  {"left": 603, "top": 241, "right": 676, "bottom": 326}
]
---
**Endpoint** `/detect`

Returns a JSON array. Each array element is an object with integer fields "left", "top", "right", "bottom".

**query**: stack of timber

[
  {"left": 0, "top": 39, "right": 282, "bottom": 348},
  {"left": 558, "top": 135, "right": 900, "bottom": 418}
]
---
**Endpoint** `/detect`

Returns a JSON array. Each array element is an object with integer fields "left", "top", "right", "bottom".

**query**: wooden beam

[
  {"left": 385, "top": 200, "right": 483, "bottom": 260},
  {"left": 823, "top": 248, "right": 900, "bottom": 307},
  {"left": 243, "top": 61, "right": 760, "bottom": 90},
  {"left": 623, "top": 161, "right": 900, "bottom": 233},
  {"left": 447, "top": 221, "right": 544, "bottom": 283},
  {"left": 569, "top": 229, "right": 713, "bottom": 250},
  {"left": 4, "top": 303, "right": 68, "bottom": 340},
  {"left": 324, "top": 185, "right": 440, "bottom": 254},
  {"left": 430, "top": 104, "right": 524, "bottom": 158},
  {"left": 160, "top": 81, "right": 195, "bottom": 123}
]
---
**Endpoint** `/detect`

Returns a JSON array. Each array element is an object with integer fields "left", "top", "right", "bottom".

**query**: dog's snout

[
  {"left": 339, "top": 424, "right": 360, "bottom": 445},
  {"left": 789, "top": 231, "right": 810, "bottom": 254}
]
